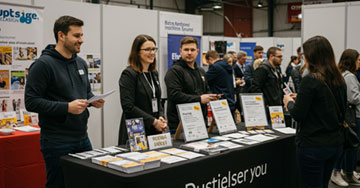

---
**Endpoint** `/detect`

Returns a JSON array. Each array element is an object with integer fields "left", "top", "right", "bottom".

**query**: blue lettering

[{"left": 0, "top": 8, "right": 38, "bottom": 24}]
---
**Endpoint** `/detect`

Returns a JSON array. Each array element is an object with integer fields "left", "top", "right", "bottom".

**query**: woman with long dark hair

[
  {"left": 283, "top": 36, "right": 346, "bottom": 188},
  {"left": 118, "top": 34, "right": 167, "bottom": 145},
  {"left": 331, "top": 49, "right": 360, "bottom": 186}
]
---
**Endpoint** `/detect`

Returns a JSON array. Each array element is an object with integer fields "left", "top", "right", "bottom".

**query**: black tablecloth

[{"left": 61, "top": 131, "right": 298, "bottom": 188}]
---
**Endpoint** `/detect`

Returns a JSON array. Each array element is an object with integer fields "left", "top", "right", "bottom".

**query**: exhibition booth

[{"left": 2, "top": 0, "right": 358, "bottom": 187}]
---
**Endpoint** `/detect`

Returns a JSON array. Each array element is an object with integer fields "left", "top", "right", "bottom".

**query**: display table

[
  {"left": 61, "top": 132, "right": 298, "bottom": 188},
  {"left": 0, "top": 128, "right": 46, "bottom": 188}
]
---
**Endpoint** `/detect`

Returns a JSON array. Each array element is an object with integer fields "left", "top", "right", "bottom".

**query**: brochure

[
  {"left": 116, "top": 152, "right": 160, "bottom": 170},
  {"left": 269, "top": 106, "right": 286, "bottom": 129},
  {"left": 223, "top": 133, "right": 248, "bottom": 139},
  {"left": 86, "top": 89, "right": 116, "bottom": 104},
  {"left": 91, "top": 155, "right": 123, "bottom": 167},
  {"left": 180, "top": 141, "right": 228, "bottom": 155},
  {"left": 215, "top": 141, "right": 243, "bottom": 149},
  {"left": 232, "top": 138, "right": 260, "bottom": 145},
  {"left": 126, "top": 118, "right": 148, "bottom": 152},
  {"left": 240, "top": 94, "right": 268, "bottom": 127},
  {"left": 107, "top": 159, "right": 144, "bottom": 174}
]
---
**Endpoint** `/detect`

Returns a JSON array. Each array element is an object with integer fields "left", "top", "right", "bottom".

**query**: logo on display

[{"left": 0, "top": 8, "right": 39, "bottom": 24}]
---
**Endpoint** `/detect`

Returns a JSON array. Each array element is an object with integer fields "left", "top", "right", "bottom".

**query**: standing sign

[
  {"left": 240, "top": 94, "right": 268, "bottom": 127},
  {"left": 0, "top": 3, "right": 43, "bottom": 122},
  {"left": 209, "top": 99, "right": 237, "bottom": 135},
  {"left": 239, "top": 42, "right": 256, "bottom": 65},
  {"left": 167, "top": 34, "right": 201, "bottom": 69},
  {"left": 177, "top": 102, "right": 208, "bottom": 142},
  {"left": 269, "top": 106, "right": 286, "bottom": 128}
]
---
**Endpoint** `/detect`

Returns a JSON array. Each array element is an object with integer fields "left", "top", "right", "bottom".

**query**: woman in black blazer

[
  {"left": 118, "top": 34, "right": 167, "bottom": 145},
  {"left": 283, "top": 36, "right": 346, "bottom": 188}
]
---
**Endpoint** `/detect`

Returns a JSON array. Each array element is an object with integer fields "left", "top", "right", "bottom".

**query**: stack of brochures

[
  {"left": 160, "top": 148, "right": 205, "bottom": 159},
  {"left": 116, "top": 152, "right": 161, "bottom": 170},
  {"left": 107, "top": 159, "right": 144, "bottom": 174},
  {"left": 143, "top": 151, "right": 187, "bottom": 164},
  {"left": 69, "top": 149, "right": 109, "bottom": 159},
  {"left": 13, "top": 126, "right": 40, "bottom": 132},
  {"left": 180, "top": 141, "right": 228, "bottom": 155},
  {"left": 91, "top": 155, "right": 123, "bottom": 167}
]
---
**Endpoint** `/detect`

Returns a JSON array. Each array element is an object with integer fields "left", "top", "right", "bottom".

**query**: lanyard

[
  {"left": 143, "top": 73, "right": 156, "bottom": 98},
  {"left": 237, "top": 63, "right": 245, "bottom": 73}
]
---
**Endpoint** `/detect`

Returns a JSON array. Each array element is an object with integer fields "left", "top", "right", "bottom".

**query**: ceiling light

[
  {"left": 257, "top": 1, "right": 263, "bottom": 8},
  {"left": 213, "top": 4, "right": 222, "bottom": 10}
]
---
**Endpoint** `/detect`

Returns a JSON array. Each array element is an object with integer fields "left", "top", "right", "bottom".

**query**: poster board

[
  {"left": 240, "top": 93, "right": 268, "bottom": 127},
  {"left": 209, "top": 99, "right": 237, "bottom": 135},
  {"left": 176, "top": 102, "right": 208, "bottom": 142}
]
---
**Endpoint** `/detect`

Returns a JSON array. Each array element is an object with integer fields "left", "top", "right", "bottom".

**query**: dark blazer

[
  {"left": 118, "top": 67, "right": 164, "bottom": 145},
  {"left": 287, "top": 75, "right": 346, "bottom": 147}
]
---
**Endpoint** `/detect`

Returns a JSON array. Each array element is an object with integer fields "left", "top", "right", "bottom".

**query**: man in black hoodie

[
  {"left": 25, "top": 16, "right": 104, "bottom": 188},
  {"left": 165, "top": 37, "right": 219, "bottom": 134}
]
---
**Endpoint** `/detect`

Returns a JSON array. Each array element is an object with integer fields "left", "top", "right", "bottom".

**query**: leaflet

[
  {"left": 274, "top": 127, "right": 296, "bottom": 134},
  {"left": 223, "top": 133, "right": 248, "bottom": 139},
  {"left": 216, "top": 141, "right": 242, "bottom": 149},
  {"left": 160, "top": 156, "right": 187, "bottom": 164},
  {"left": 86, "top": 89, "right": 116, "bottom": 104},
  {"left": 232, "top": 138, "right": 260, "bottom": 145},
  {"left": 245, "top": 134, "right": 276, "bottom": 142},
  {"left": 240, "top": 94, "right": 268, "bottom": 127}
]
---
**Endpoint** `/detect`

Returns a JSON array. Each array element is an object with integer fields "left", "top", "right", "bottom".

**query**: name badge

[
  {"left": 152, "top": 98, "right": 158, "bottom": 113},
  {"left": 78, "top": 69, "right": 85, "bottom": 75}
]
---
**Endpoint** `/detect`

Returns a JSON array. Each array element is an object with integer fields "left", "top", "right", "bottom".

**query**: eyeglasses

[
  {"left": 140, "top": 48, "right": 158, "bottom": 53},
  {"left": 275, "top": 55, "right": 283, "bottom": 59}
]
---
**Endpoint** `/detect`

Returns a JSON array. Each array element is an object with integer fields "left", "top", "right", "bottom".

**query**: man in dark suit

[{"left": 233, "top": 51, "right": 247, "bottom": 119}]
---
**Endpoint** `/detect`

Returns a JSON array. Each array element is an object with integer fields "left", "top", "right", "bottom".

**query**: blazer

[{"left": 118, "top": 67, "right": 164, "bottom": 145}]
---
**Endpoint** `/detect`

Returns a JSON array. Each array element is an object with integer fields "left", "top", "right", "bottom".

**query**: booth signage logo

[{"left": 0, "top": 8, "right": 39, "bottom": 24}]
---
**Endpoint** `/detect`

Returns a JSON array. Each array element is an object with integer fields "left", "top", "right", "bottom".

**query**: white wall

[
  {"left": 102, "top": 5, "right": 158, "bottom": 147},
  {"left": 302, "top": 3, "right": 346, "bottom": 62},
  {"left": 346, "top": 2, "right": 360, "bottom": 52},
  {"left": 35, "top": 0, "right": 103, "bottom": 148}
]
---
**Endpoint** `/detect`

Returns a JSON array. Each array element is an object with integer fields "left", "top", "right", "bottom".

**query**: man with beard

[
  {"left": 25, "top": 16, "right": 104, "bottom": 188},
  {"left": 250, "top": 47, "right": 284, "bottom": 108},
  {"left": 165, "top": 37, "right": 219, "bottom": 134}
]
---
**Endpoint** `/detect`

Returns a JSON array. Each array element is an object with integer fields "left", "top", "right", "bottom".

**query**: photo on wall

[
  {"left": 0, "top": 47, "right": 12, "bottom": 65},
  {"left": 13, "top": 47, "right": 37, "bottom": 61},
  {"left": 11, "top": 70, "right": 25, "bottom": 90},
  {"left": 0, "top": 70, "right": 10, "bottom": 90},
  {"left": 0, "top": 97, "right": 10, "bottom": 112}
]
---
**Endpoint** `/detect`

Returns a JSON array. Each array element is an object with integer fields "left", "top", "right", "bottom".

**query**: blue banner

[
  {"left": 167, "top": 34, "right": 201, "bottom": 69},
  {"left": 240, "top": 42, "right": 256, "bottom": 65}
]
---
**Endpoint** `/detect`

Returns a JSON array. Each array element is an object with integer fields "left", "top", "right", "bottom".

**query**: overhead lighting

[
  {"left": 213, "top": 3, "right": 222, "bottom": 10},
  {"left": 257, "top": 0, "right": 263, "bottom": 8}
]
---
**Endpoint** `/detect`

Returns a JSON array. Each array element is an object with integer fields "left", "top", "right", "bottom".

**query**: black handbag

[
  {"left": 345, "top": 103, "right": 356, "bottom": 127},
  {"left": 325, "top": 83, "right": 360, "bottom": 150}
]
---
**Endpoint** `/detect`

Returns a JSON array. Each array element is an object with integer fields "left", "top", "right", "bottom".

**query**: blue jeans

[
  {"left": 40, "top": 137, "right": 92, "bottom": 188},
  {"left": 297, "top": 145, "right": 343, "bottom": 188},
  {"left": 334, "top": 118, "right": 360, "bottom": 174}
]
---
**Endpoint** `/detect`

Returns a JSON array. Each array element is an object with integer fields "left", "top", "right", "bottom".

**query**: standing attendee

[
  {"left": 118, "top": 34, "right": 167, "bottom": 145},
  {"left": 228, "top": 51, "right": 237, "bottom": 66},
  {"left": 205, "top": 52, "right": 236, "bottom": 119},
  {"left": 244, "top": 45, "right": 263, "bottom": 91},
  {"left": 165, "top": 37, "right": 219, "bottom": 134},
  {"left": 25, "top": 16, "right": 105, "bottom": 188},
  {"left": 284, "top": 56, "right": 299, "bottom": 84},
  {"left": 233, "top": 51, "right": 247, "bottom": 118},
  {"left": 283, "top": 36, "right": 346, "bottom": 188},
  {"left": 250, "top": 47, "right": 284, "bottom": 107},
  {"left": 331, "top": 49, "right": 360, "bottom": 186},
  {"left": 292, "top": 47, "right": 304, "bottom": 92}
]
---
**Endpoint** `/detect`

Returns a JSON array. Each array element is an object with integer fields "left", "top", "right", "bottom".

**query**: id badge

[{"left": 152, "top": 98, "right": 158, "bottom": 113}]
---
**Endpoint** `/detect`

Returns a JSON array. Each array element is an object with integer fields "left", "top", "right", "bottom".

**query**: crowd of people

[{"left": 23, "top": 15, "right": 360, "bottom": 188}]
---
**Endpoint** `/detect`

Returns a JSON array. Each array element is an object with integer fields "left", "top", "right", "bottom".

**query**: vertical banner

[
  {"left": 240, "top": 42, "right": 256, "bottom": 65},
  {"left": 287, "top": 2, "right": 302, "bottom": 23},
  {"left": 0, "top": 3, "right": 43, "bottom": 121},
  {"left": 167, "top": 34, "right": 201, "bottom": 69}
]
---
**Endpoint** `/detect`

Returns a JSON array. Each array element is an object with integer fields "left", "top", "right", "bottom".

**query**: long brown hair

[
  {"left": 338, "top": 49, "right": 359, "bottom": 74},
  {"left": 302, "top": 35, "right": 344, "bottom": 87},
  {"left": 128, "top": 34, "right": 157, "bottom": 73}
]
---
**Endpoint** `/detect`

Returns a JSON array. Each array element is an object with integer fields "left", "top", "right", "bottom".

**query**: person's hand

[
  {"left": 91, "top": 99, "right": 105, "bottom": 108},
  {"left": 158, "top": 116, "right": 168, "bottom": 131},
  {"left": 289, "top": 93, "right": 297, "bottom": 100},
  {"left": 200, "top": 94, "right": 220, "bottom": 104},
  {"left": 153, "top": 118, "right": 167, "bottom": 132},
  {"left": 283, "top": 95, "right": 294, "bottom": 110},
  {"left": 68, "top": 99, "right": 88, "bottom": 114}
]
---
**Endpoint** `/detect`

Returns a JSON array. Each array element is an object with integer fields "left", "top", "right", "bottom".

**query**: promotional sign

[
  {"left": 159, "top": 11, "right": 202, "bottom": 38},
  {"left": 0, "top": 3, "right": 43, "bottom": 121},
  {"left": 167, "top": 34, "right": 201, "bottom": 69},
  {"left": 240, "top": 94, "right": 268, "bottom": 127},
  {"left": 239, "top": 42, "right": 256, "bottom": 65},
  {"left": 269, "top": 106, "right": 286, "bottom": 129},
  {"left": 147, "top": 132, "right": 172, "bottom": 150},
  {"left": 209, "top": 99, "right": 237, "bottom": 135},
  {"left": 126, "top": 118, "right": 148, "bottom": 152},
  {"left": 287, "top": 2, "right": 302, "bottom": 23},
  {"left": 177, "top": 102, "right": 208, "bottom": 142}
]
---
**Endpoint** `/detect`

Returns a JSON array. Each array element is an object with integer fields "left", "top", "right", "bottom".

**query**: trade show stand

[
  {"left": 61, "top": 131, "right": 298, "bottom": 188},
  {"left": 0, "top": 128, "right": 46, "bottom": 188}
]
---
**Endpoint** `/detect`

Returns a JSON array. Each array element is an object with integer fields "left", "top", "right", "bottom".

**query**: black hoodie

[
  {"left": 25, "top": 44, "right": 94, "bottom": 141},
  {"left": 165, "top": 58, "right": 209, "bottom": 130}
]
